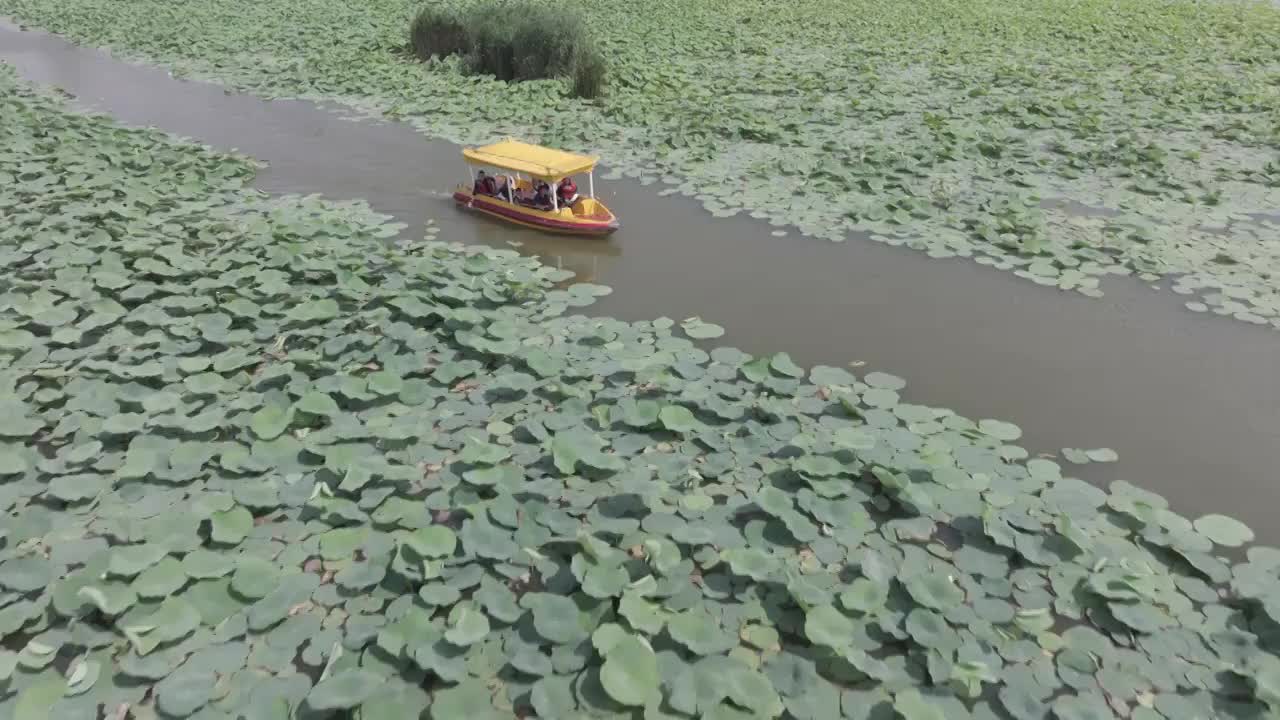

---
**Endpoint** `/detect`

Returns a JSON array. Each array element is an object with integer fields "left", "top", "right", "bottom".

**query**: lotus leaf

[
  {"left": 156, "top": 668, "right": 216, "bottom": 716},
  {"left": 124, "top": 596, "right": 201, "bottom": 655},
  {"left": 805, "top": 604, "right": 856, "bottom": 649},
  {"left": 401, "top": 526, "right": 458, "bottom": 558},
  {"left": 367, "top": 369, "right": 404, "bottom": 396},
  {"left": 251, "top": 403, "right": 294, "bottom": 440},
  {"left": 600, "top": 634, "right": 660, "bottom": 706},
  {"left": 532, "top": 594, "right": 591, "bottom": 644},
  {"left": 682, "top": 318, "right": 725, "bottom": 339},
  {"left": 905, "top": 573, "right": 966, "bottom": 611},
  {"left": 725, "top": 547, "right": 778, "bottom": 581},
  {"left": 0, "top": 446, "right": 29, "bottom": 475},
  {"left": 978, "top": 419, "right": 1022, "bottom": 442},
  {"left": 658, "top": 405, "right": 699, "bottom": 433},
  {"left": 0, "top": 557, "right": 53, "bottom": 592},
  {"left": 1052, "top": 693, "right": 1114, "bottom": 720},
  {"left": 444, "top": 602, "right": 490, "bottom": 646},
  {"left": 905, "top": 608, "right": 952, "bottom": 649},
  {"left": 894, "top": 689, "right": 946, "bottom": 720},
  {"left": 739, "top": 625, "right": 778, "bottom": 653},
  {"left": 619, "top": 591, "right": 665, "bottom": 635},
  {"left": 616, "top": 399, "right": 659, "bottom": 428},
  {"left": 1085, "top": 448, "right": 1119, "bottom": 463},
  {"left": 12, "top": 676, "right": 67, "bottom": 720},
  {"left": 1109, "top": 602, "right": 1174, "bottom": 634},
  {"left": 108, "top": 544, "right": 169, "bottom": 577},
  {"left": 335, "top": 559, "right": 387, "bottom": 589},
  {"left": 65, "top": 657, "right": 102, "bottom": 697},
  {"left": 181, "top": 550, "right": 234, "bottom": 580},
  {"left": 834, "top": 428, "right": 877, "bottom": 451},
  {"left": 531, "top": 675, "right": 578, "bottom": 718},
  {"left": 795, "top": 454, "right": 843, "bottom": 477},
  {"left": 230, "top": 557, "right": 279, "bottom": 599},
  {"left": 306, "top": 670, "right": 384, "bottom": 710},
  {"left": 210, "top": 506, "right": 253, "bottom": 545},
  {"left": 459, "top": 436, "right": 510, "bottom": 465},
  {"left": 770, "top": 353, "right": 804, "bottom": 378},
  {"left": 430, "top": 679, "right": 499, "bottom": 720},
  {"left": 296, "top": 390, "right": 340, "bottom": 416},
  {"left": 77, "top": 583, "right": 138, "bottom": 616},
  {"left": 668, "top": 610, "right": 734, "bottom": 655},
  {"left": 131, "top": 557, "right": 187, "bottom": 599},
  {"left": 419, "top": 583, "right": 462, "bottom": 606},
  {"left": 1194, "top": 514, "right": 1255, "bottom": 547}
]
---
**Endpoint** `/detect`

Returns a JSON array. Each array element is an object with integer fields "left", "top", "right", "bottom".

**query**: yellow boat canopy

[{"left": 463, "top": 139, "right": 598, "bottom": 181}]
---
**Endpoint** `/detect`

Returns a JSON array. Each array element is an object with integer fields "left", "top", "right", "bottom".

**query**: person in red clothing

[
  {"left": 473, "top": 171, "right": 497, "bottom": 196},
  {"left": 557, "top": 177, "right": 579, "bottom": 207}
]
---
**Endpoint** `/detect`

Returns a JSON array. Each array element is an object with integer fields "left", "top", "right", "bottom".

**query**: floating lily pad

[
  {"left": 681, "top": 318, "right": 725, "bottom": 339},
  {"left": 1194, "top": 514, "right": 1254, "bottom": 547},
  {"left": 1085, "top": 448, "right": 1119, "bottom": 463},
  {"left": 978, "top": 419, "right": 1022, "bottom": 442},
  {"left": 306, "top": 670, "right": 384, "bottom": 710},
  {"left": 600, "top": 634, "right": 660, "bottom": 706},
  {"left": 905, "top": 573, "right": 966, "bottom": 611},
  {"left": 658, "top": 405, "right": 699, "bottom": 433},
  {"left": 804, "top": 605, "right": 855, "bottom": 649}
]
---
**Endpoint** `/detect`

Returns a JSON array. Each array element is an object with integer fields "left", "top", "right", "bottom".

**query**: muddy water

[{"left": 4, "top": 21, "right": 1280, "bottom": 539}]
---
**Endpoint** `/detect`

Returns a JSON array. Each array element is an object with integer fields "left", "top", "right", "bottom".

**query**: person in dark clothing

[{"left": 533, "top": 181, "right": 552, "bottom": 209}]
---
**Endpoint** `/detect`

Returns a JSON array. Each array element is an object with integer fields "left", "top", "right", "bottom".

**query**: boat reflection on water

[
  {"left": 422, "top": 188, "right": 621, "bottom": 285},
  {"left": 492, "top": 220, "right": 623, "bottom": 287}
]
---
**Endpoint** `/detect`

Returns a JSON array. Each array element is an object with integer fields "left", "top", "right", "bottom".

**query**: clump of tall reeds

[{"left": 409, "top": 2, "right": 607, "bottom": 99}]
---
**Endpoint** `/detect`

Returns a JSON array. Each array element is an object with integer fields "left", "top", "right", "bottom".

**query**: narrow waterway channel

[{"left": 4, "top": 20, "right": 1279, "bottom": 539}]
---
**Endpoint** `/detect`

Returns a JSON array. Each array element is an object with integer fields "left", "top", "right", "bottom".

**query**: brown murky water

[{"left": 3, "top": 20, "right": 1279, "bottom": 538}]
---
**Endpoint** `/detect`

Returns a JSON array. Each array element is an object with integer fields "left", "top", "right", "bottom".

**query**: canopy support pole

[
  {"left": 588, "top": 171, "right": 595, "bottom": 199},
  {"left": 551, "top": 181, "right": 559, "bottom": 212}
]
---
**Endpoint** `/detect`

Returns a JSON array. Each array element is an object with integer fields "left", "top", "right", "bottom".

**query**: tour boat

[{"left": 453, "top": 139, "right": 619, "bottom": 236}]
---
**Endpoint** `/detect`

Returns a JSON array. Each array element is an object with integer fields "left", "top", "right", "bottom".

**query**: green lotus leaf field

[{"left": 5, "top": 59, "right": 1280, "bottom": 718}]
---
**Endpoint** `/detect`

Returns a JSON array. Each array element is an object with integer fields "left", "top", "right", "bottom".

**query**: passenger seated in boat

[
  {"left": 533, "top": 182, "right": 553, "bottom": 209},
  {"left": 557, "top": 178, "right": 579, "bottom": 207},
  {"left": 494, "top": 175, "right": 511, "bottom": 200},
  {"left": 473, "top": 171, "right": 497, "bottom": 196}
]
